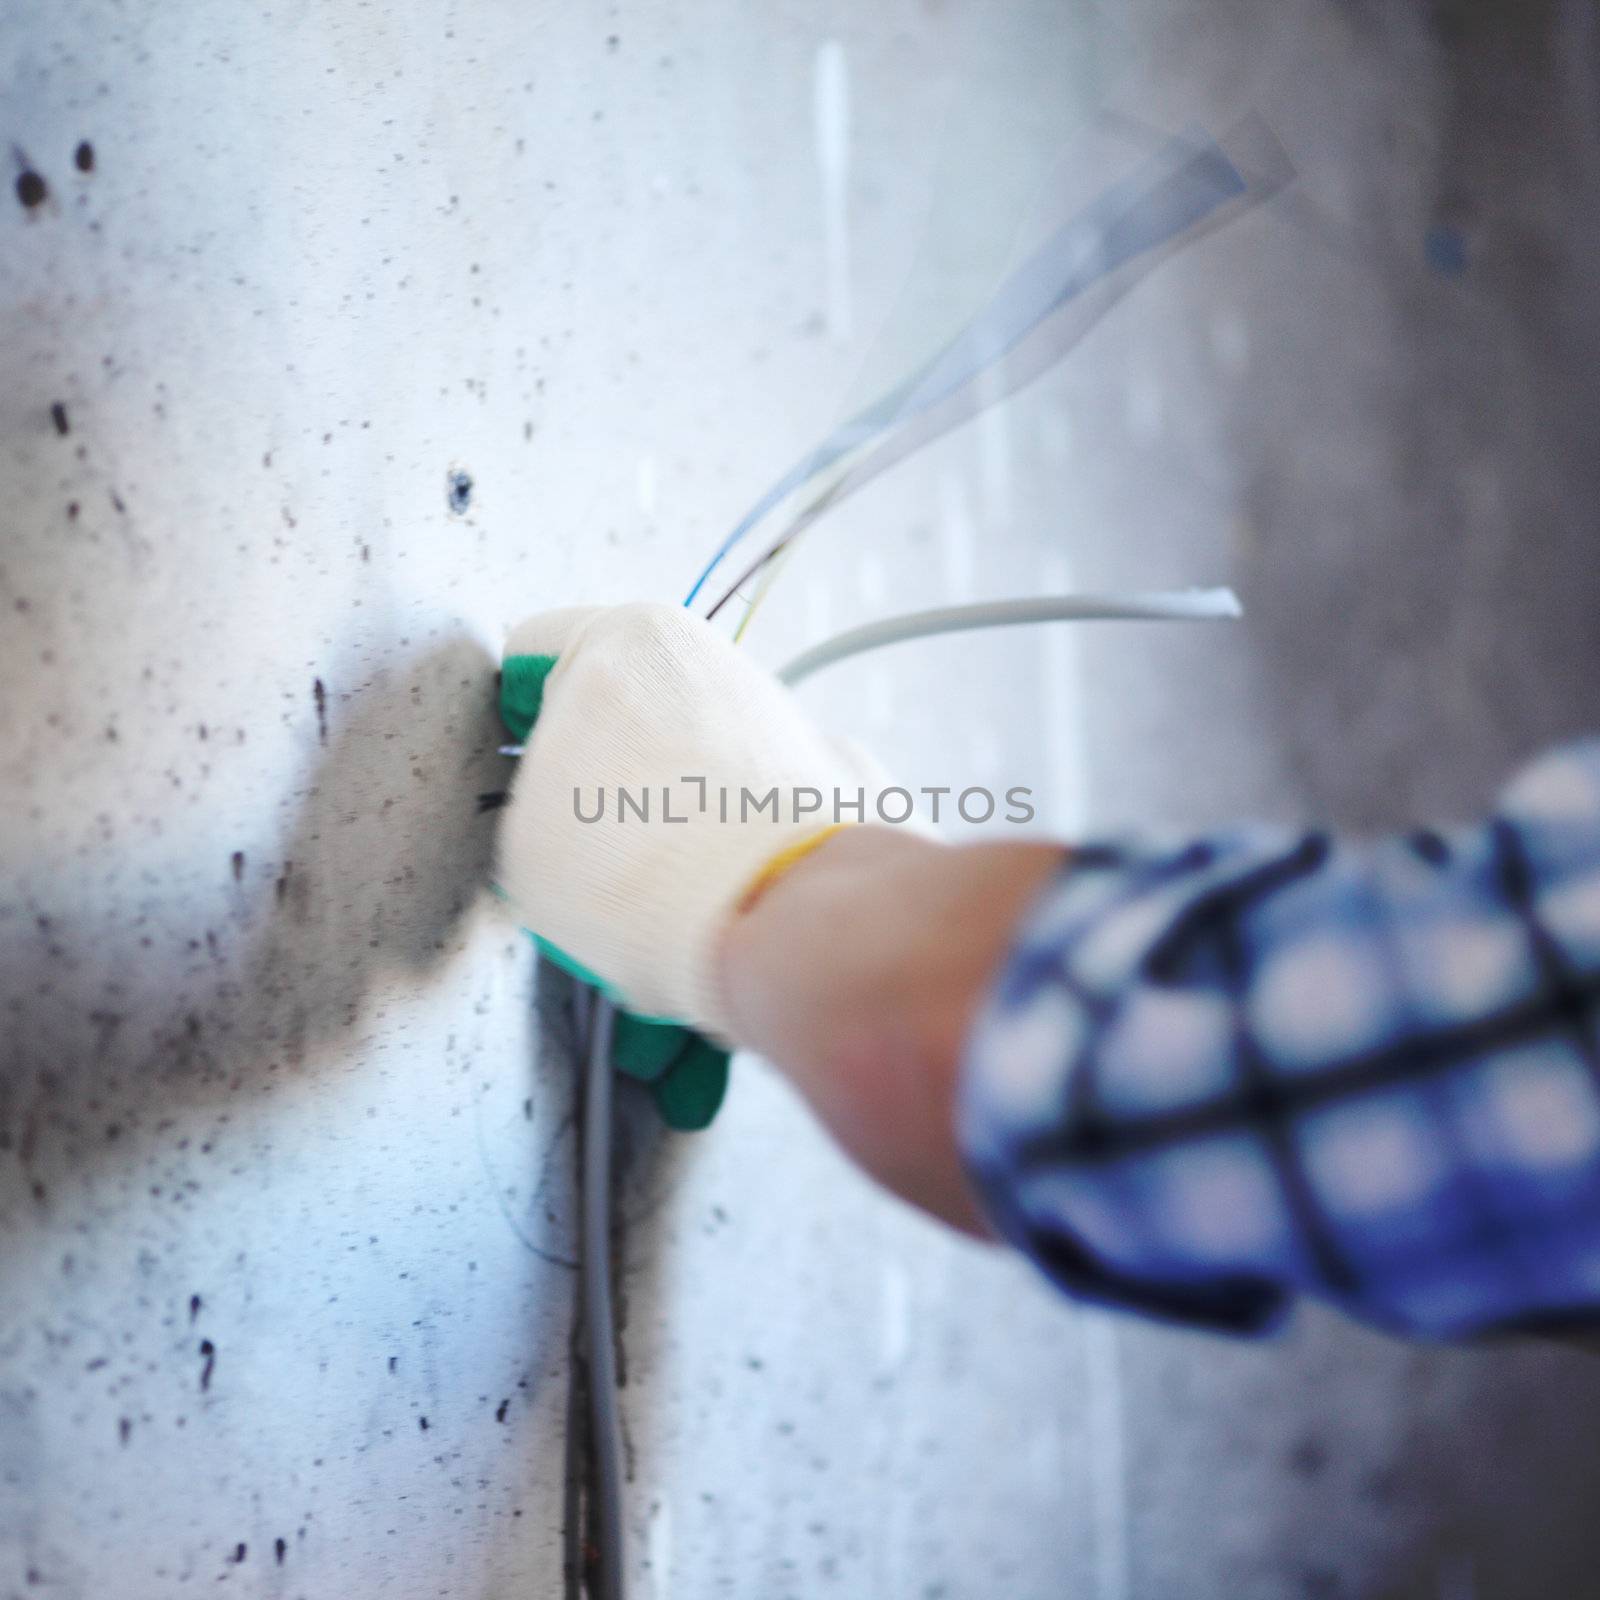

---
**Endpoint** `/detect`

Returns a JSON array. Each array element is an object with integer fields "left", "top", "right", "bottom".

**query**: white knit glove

[{"left": 495, "top": 603, "right": 882, "bottom": 1038}]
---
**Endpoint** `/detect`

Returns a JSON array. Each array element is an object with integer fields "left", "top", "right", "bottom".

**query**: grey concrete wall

[{"left": 6, "top": 3, "right": 1600, "bottom": 1597}]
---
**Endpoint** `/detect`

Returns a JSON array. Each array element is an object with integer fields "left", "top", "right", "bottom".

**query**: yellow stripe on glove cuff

[{"left": 735, "top": 824, "right": 851, "bottom": 915}]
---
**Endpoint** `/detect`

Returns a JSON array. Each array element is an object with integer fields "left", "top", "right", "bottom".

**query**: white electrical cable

[
  {"left": 582, "top": 994, "right": 626, "bottom": 1600},
  {"left": 776, "top": 588, "right": 1242, "bottom": 687}
]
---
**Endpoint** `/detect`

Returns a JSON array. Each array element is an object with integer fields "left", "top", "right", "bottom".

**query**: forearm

[
  {"left": 498, "top": 603, "right": 1600, "bottom": 1337},
  {"left": 715, "top": 825, "right": 1063, "bottom": 1235}
]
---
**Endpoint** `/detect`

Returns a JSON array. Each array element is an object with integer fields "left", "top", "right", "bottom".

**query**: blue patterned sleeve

[{"left": 957, "top": 740, "right": 1600, "bottom": 1338}]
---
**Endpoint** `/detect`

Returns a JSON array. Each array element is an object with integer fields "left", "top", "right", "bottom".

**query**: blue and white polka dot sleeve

[{"left": 958, "top": 740, "right": 1600, "bottom": 1339}]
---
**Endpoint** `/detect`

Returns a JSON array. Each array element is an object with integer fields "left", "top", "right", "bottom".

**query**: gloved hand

[{"left": 495, "top": 602, "right": 879, "bottom": 1063}]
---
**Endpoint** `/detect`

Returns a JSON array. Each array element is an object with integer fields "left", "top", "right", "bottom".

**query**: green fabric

[
  {"left": 610, "top": 1010, "right": 690, "bottom": 1083},
  {"left": 499, "top": 652, "right": 563, "bottom": 745},
  {"left": 500, "top": 653, "right": 559, "bottom": 743},
  {"left": 651, "top": 1034, "right": 731, "bottom": 1130},
  {"left": 499, "top": 649, "right": 730, "bottom": 1129},
  {"left": 532, "top": 934, "right": 642, "bottom": 1015},
  {"left": 610, "top": 1011, "right": 732, "bottom": 1128}
]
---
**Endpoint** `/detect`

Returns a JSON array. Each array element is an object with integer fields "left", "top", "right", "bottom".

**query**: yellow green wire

[{"left": 728, "top": 465, "right": 857, "bottom": 643}]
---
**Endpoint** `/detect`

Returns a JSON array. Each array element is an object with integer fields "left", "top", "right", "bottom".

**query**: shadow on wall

[
  {"left": 0, "top": 633, "right": 512, "bottom": 1204},
  {"left": 242, "top": 635, "right": 507, "bottom": 1067}
]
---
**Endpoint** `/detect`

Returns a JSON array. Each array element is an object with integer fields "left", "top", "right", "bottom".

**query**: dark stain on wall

[{"left": 14, "top": 167, "right": 46, "bottom": 210}]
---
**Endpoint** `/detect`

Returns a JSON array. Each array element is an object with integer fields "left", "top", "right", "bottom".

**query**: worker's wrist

[
  {"left": 715, "top": 828, "right": 1063, "bottom": 1058},
  {"left": 732, "top": 822, "right": 856, "bottom": 916},
  {"left": 714, "top": 825, "right": 914, "bottom": 1046},
  {"left": 715, "top": 827, "right": 1062, "bottom": 1233}
]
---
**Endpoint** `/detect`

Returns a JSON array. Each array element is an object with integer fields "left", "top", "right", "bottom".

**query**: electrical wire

[
  {"left": 716, "top": 474, "right": 850, "bottom": 628},
  {"left": 688, "top": 119, "right": 1289, "bottom": 621},
  {"left": 709, "top": 119, "right": 1294, "bottom": 632},
  {"left": 581, "top": 992, "right": 625, "bottom": 1600},
  {"left": 728, "top": 468, "right": 852, "bottom": 641},
  {"left": 682, "top": 128, "right": 1230, "bottom": 609},
  {"left": 776, "top": 588, "right": 1243, "bottom": 687}
]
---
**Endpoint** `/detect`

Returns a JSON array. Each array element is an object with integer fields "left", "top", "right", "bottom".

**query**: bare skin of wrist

[{"left": 715, "top": 825, "right": 1065, "bottom": 1236}]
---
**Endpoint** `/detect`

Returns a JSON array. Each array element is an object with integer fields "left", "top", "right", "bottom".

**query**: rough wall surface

[{"left": 6, "top": 3, "right": 1600, "bottom": 1597}]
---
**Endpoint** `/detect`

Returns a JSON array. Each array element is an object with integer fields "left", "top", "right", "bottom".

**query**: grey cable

[
  {"left": 582, "top": 993, "right": 625, "bottom": 1600},
  {"left": 776, "top": 588, "right": 1243, "bottom": 687}
]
